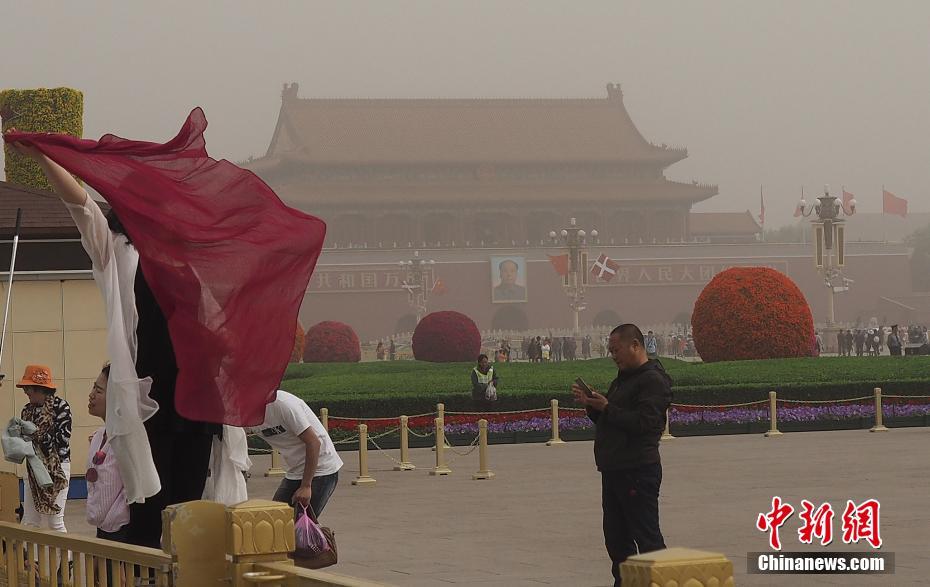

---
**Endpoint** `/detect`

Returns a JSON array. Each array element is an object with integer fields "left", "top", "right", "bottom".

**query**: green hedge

[
  {"left": 0, "top": 87, "right": 83, "bottom": 189},
  {"left": 283, "top": 356, "right": 930, "bottom": 418}
]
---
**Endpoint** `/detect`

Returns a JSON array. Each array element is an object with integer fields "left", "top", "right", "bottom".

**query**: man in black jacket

[{"left": 572, "top": 323, "right": 672, "bottom": 586}]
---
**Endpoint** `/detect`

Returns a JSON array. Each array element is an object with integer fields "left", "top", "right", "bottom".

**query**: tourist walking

[
  {"left": 572, "top": 325, "right": 672, "bottom": 587},
  {"left": 887, "top": 325, "right": 902, "bottom": 356}
]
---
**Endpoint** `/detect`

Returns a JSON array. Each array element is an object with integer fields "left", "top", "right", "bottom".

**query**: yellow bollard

[
  {"left": 429, "top": 417, "right": 452, "bottom": 476},
  {"left": 473, "top": 419, "right": 495, "bottom": 480},
  {"left": 320, "top": 407, "right": 329, "bottom": 432},
  {"left": 432, "top": 402, "right": 445, "bottom": 452},
  {"left": 870, "top": 387, "right": 889, "bottom": 433},
  {"left": 764, "top": 391, "right": 782, "bottom": 437},
  {"left": 264, "top": 449, "right": 285, "bottom": 477},
  {"left": 546, "top": 399, "right": 566, "bottom": 446},
  {"left": 660, "top": 408, "right": 675, "bottom": 441},
  {"left": 394, "top": 415, "right": 416, "bottom": 471},
  {"left": 351, "top": 424, "right": 377, "bottom": 485}
]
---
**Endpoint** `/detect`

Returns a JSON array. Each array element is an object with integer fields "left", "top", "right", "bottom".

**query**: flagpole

[
  {"left": 760, "top": 184, "right": 765, "bottom": 242},
  {"left": 882, "top": 184, "right": 886, "bottom": 243}
]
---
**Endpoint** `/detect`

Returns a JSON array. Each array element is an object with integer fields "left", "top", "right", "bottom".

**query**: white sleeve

[{"left": 64, "top": 195, "right": 113, "bottom": 269}]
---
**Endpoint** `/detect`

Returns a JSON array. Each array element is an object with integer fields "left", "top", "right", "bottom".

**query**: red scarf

[{"left": 5, "top": 109, "right": 325, "bottom": 426}]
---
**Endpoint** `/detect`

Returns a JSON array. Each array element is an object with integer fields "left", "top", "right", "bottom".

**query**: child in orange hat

[{"left": 17, "top": 365, "right": 72, "bottom": 532}]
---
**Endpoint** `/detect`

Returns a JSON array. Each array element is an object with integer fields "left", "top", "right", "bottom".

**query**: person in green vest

[{"left": 471, "top": 354, "right": 500, "bottom": 405}]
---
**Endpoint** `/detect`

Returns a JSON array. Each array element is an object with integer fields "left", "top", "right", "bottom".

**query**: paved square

[{"left": 64, "top": 427, "right": 929, "bottom": 586}]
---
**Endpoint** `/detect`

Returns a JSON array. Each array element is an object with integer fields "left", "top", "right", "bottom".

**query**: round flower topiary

[
  {"left": 290, "top": 322, "right": 306, "bottom": 363},
  {"left": 303, "top": 321, "right": 360, "bottom": 363},
  {"left": 692, "top": 267, "right": 815, "bottom": 362},
  {"left": 412, "top": 311, "right": 481, "bottom": 362}
]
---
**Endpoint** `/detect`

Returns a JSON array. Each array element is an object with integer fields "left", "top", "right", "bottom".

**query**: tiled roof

[
  {"left": 0, "top": 180, "right": 108, "bottom": 239},
  {"left": 275, "top": 179, "right": 718, "bottom": 207},
  {"left": 261, "top": 83, "right": 688, "bottom": 166}
]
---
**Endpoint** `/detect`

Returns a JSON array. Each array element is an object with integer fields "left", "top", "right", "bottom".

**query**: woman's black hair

[
  {"left": 105, "top": 208, "right": 131, "bottom": 243},
  {"left": 477, "top": 354, "right": 489, "bottom": 363}
]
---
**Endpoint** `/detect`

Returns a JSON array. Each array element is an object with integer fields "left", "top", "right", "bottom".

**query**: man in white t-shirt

[{"left": 246, "top": 390, "right": 343, "bottom": 516}]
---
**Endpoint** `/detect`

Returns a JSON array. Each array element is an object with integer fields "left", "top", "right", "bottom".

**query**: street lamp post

[
  {"left": 798, "top": 185, "right": 856, "bottom": 331},
  {"left": 549, "top": 218, "right": 599, "bottom": 336},
  {"left": 399, "top": 251, "right": 436, "bottom": 324}
]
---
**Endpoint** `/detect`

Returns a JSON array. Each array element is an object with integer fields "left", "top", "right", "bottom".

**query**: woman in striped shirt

[{"left": 86, "top": 364, "right": 130, "bottom": 541}]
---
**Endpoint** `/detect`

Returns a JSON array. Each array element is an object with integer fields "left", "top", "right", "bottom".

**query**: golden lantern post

[
  {"left": 798, "top": 185, "right": 856, "bottom": 350},
  {"left": 548, "top": 218, "right": 598, "bottom": 336},
  {"left": 399, "top": 250, "right": 436, "bottom": 325}
]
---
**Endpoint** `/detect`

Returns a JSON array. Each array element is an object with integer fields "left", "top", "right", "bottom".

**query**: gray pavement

[{"left": 64, "top": 427, "right": 929, "bottom": 586}]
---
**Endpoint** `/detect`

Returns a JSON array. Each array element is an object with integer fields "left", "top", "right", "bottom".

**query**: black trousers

[
  {"left": 601, "top": 463, "right": 667, "bottom": 587},
  {"left": 126, "top": 424, "right": 214, "bottom": 548},
  {"left": 126, "top": 266, "right": 218, "bottom": 549}
]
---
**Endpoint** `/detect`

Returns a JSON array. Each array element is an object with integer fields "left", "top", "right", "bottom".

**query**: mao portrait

[{"left": 490, "top": 256, "right": 527, "bottom": 303}]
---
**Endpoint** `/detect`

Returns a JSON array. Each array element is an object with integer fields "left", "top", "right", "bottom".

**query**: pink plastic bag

[{"left": 295, "top": 504, "right": 331, "bottom": 556}]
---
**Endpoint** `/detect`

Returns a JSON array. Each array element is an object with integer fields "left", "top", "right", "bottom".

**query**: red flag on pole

[
  {"left": 431, "top": 278, "right": 447, "bottom": 295},
  {"left": 842, "top": 189, "right": 855, "bottom": 209},
  {"left": 793, "top": 202, "right": 802, "bottom": 218},
  {"left": 882, "top": 190, "right": 908, "bottom": 217},
  {"left": 4, "top": 109, "right": 325, "bottom": 426},
  {"left": 547, "top": 254, "right": 569, "bottom": 276}
]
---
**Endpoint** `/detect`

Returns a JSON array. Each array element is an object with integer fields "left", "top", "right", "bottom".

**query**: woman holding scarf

[{"left": 17, "top": 365, "right": 72, "bottom": 532}]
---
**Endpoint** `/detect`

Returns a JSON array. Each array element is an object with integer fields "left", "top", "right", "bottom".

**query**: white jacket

[{"left": 67, "top": 197, "right": 160, "bottom": 503}]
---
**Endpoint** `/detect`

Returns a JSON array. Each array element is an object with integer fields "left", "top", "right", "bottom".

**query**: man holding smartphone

[{"left": 572, "top": 324, "right": 672, "bottom": 587}]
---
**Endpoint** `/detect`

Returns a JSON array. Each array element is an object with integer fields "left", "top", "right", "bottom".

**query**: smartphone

[{"left": 574, "top": 377, "right": 595, "bottom": 398}]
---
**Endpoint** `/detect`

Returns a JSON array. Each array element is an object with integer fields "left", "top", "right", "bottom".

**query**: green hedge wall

[{"left": 0, "top": 87, "right": 83, "bottom": 189}]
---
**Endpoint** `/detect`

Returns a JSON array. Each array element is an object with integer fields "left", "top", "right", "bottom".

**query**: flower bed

[{"left": 319, "top": 398, "right": 930, "bottom": 444}]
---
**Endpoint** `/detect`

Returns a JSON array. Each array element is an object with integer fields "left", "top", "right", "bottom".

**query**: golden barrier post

[
  {"left": 621, "top": 547, "right": 734, "bottom": 586},
  {"left": 546, "top": 399, "right": 566, "bottom": 446},
  {"left": 352, "top": 424, "right": 377, "bottom": 485},
  {"left": 432, "top": 402, "right": 445, "bottom": 451},
  {"left": 320, "top": 407, "right": 329, "bottom": 432},
  {"left": 764, "top": 391, "right": 782, "bottom": 437},
  {"left": 429, "top": 417, "right": 452, "bottom": 476},
  {"left": 394, "top": 415, "right": 416, "bottom": 471},
  {"left": 473, "top": 419, "right": 494, "bottom": 480},
  {"left": 264, "top": 449, "right": 285, "bottom": 477},
  {"left": 660, "top": 408, "right": 675, "bottom": 441},
  {"left": 870, "top": 387, "right": 889, "bottom": 433}
]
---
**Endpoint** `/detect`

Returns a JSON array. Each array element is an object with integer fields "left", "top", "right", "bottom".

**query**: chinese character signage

[
  {"left": 309, "top": 268, "right": 427, "bottom": 293},
  {"left": 588, "top": 261, "right": 789, "bottom": 287}
]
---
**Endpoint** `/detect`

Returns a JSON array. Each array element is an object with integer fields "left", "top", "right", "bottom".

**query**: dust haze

[{"left": 1, "top": 0, "right": 928, "bottom": 228}]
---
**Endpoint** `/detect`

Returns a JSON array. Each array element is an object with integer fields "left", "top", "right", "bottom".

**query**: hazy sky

[{"left": 2, "top": 1, "right": 928, "bottom": 228}]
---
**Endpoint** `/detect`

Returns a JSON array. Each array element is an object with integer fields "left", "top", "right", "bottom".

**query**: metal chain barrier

[{"left": 442, "top": 434, "right": 481, "bottom": 464}]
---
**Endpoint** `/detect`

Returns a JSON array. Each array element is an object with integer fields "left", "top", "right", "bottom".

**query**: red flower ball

[
  {"left": 412, "top": 311, "right": 481, "bottom": 362},
  {"left": 290, "top": 323, "right": 306, "bottom": 363},
  {"left": 692, "top": 267, "right": 814, "bottom": 362},
  {"left": 303, "top": 321, "right": 361, "bottom": 363}
]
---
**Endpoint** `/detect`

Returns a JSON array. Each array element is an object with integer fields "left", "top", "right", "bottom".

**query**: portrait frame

[{"left": 490, "top": 255, "right": 528, "bottom": 304}]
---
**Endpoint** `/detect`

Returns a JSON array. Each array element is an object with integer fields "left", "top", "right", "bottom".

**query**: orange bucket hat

[{"left": 15, "top": 365, "right": 56, "bottom": 390}]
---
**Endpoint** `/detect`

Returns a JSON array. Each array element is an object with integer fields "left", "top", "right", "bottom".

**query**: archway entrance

[{"left": 491, "top": 305, "right": 529, "bottom": 331}]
